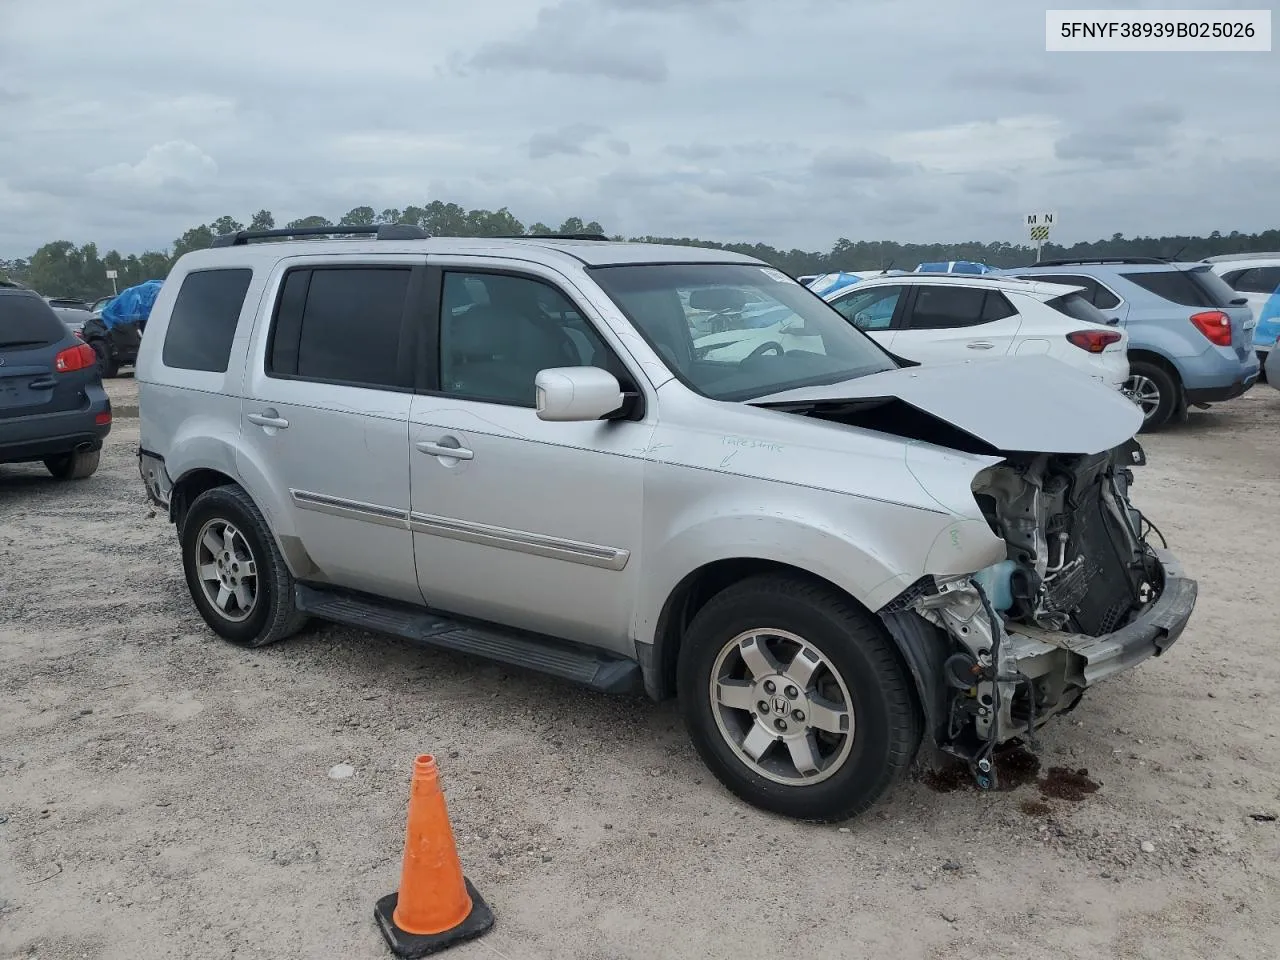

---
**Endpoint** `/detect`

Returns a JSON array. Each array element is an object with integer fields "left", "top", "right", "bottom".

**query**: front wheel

[
  {"left": 1123, "top": 359, "right": 1178, "bottom": 431},
  {"left": 677, "top": 573, "right": 921, "bottom": 822},
  {"left": 180, "top": 484, "right": 307, "bottom": 647}
]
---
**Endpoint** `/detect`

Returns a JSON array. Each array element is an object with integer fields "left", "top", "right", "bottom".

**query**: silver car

[{"left": 135, "top": 227, "right": 1196, "bottom": 822}]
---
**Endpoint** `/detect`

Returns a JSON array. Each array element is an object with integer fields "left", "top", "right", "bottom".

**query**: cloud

[
  {"left": 466, "top": 2, "right": 669, "bottom": 83},
  {"left": 0, "top": 0, "right": 1276, "bottom": 258},
  {"left": 811, "top": 149, "right": 911, "bottom": 180},
  {"left": 1055, "top": 103, "right": 1186, "bottom": 163},
  {"left": 88, "top": 141, "right": 218, "bottom": 190}
]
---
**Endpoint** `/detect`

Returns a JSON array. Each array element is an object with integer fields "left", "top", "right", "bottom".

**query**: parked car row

[{"left": 132, "top": 227, "right": 1197, "bottom": 823}]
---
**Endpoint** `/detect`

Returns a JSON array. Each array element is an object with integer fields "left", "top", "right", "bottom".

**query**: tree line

[{"left": 3, "top": 200, "right": 1278, "bottom": 300}]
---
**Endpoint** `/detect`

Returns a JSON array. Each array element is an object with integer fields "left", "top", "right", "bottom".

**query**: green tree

[
  {"left": 209, "top": 215, "right": 244, "bottom": 237},
  {"left": 249, "top": 209, "right": 275, "bottom": 230},
  {"left": 339, "top": 206, "right": 376, "bottom": 226},
  {"left": 173, "top": 225, "right": 215, "bottom": 258}
]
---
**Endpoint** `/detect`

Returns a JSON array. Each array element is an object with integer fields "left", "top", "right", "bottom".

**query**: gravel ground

[{"left": 2, "top": 384, "right": 1278, "bottom": 960}]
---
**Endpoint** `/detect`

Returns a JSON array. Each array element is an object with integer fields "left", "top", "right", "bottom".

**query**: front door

[
  {"left": 408, "top": 261, "right": 652, "bottom": 653},
  {"left": 239, "top": 257, "right": 424, "bottom": 603},
  {"left": 827, "top": 283, "right": 906, "bottom": 352}
]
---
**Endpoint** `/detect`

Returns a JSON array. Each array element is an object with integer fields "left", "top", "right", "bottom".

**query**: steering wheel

[{"left": 744, "top": 341, "right": 783, "bottom": 361}]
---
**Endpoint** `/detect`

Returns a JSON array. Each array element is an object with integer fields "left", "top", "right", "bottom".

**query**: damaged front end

[{"left": 883, "top": 438, "right": 1197, "bottom": 789}]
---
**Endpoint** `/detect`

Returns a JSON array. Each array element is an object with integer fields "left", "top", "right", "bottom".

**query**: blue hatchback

[{"left": 1001, "top": 258, "right": 1260, "bottom": 430}]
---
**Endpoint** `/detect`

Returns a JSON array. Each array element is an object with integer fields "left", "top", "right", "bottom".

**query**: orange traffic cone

[{"left": 374, "top": 754, "right": 494, "bottom": 957}]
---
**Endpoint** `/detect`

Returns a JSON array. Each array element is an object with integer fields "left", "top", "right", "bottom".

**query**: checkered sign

[{"left": 1029, "top": 225, "right": 1050, "bottom": 243}]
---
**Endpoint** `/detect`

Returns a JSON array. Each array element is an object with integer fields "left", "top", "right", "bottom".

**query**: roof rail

[
  {"left": 1202, "top": 251, "right": 1280, "bottom": 263},
  {"left": 1030, "top": 256, "right": 1170, "bottom": 267},
  {"left": 209, "top": 224, "right": 428, "bottom": 247},
  {"left": 492, "top": 233, "right": 612, "bottom": 242}
]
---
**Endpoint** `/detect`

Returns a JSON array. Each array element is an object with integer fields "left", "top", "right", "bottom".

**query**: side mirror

[{"left": 535, "top": 367, "right": 625, "bottom": 422}]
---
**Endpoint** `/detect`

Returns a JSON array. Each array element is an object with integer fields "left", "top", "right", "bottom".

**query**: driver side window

[
  {"left": 829, "top": 285, "right": 903, "bottom": 331},
  {"left": 438, "top": 271, "right": 624, "bottom": 407}
]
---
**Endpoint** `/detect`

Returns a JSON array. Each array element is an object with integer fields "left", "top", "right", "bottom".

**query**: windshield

[{"left": 590, "top": 263, "right": 897, "bottom": 401}]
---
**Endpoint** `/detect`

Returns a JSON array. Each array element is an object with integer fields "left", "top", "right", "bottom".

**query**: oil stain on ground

[{"left": 921, "top": 748, "right": 1101, "bottom": 811}]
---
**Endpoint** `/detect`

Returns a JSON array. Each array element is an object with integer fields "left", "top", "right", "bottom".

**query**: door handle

[
  {"left": 247, "top": 411, "right": 290, "bottom": 429},
  {"left": 416, "top": 440, "right": 474, "bottom": 460},
  {"left": 28, "top": 378, "right": 57, "bottom": 390},
  {"left": 966, "top": 341, "right": 995, "bottom": 350}
]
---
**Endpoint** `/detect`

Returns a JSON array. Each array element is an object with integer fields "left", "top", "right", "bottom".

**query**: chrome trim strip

[
  {"left": 290, "top": 489, "right": 410, "bottom": 530},
  {"left": 408, "top": 511, "right": 630, "bottom": 571}
]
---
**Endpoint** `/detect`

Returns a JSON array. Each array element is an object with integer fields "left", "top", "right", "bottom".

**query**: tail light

[
  {"left": 95, "top": 411, "right": 112, "bottom": 426},
  {"left": 1190, "top": 310, "right": 1232, "bottom": 347},
  {"left": 1066, "top": 329, "right": 1122, "bottom": 353},
  {"left": 54, "top": 342, "right": 98, "bottom": 372}
]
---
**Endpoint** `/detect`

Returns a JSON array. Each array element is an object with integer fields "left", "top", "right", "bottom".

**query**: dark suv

[{"left": 1, "top": 288, "right": 112, "bottom": 479}]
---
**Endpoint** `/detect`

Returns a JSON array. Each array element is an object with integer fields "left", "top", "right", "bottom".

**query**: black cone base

[{"left": 374, "top": 878, "right": 495, "bottom": 957}]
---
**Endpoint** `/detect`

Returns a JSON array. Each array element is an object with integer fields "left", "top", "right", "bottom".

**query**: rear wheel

[
  {"left": 180, "top": 484, "right": 307, "bottom": 647},
  {"left": 43, "top": 449, "right": 100, "bottom": 480},
  {"left": 677, "top": 573, "right": 920, "bottom": 822},
  {"left": 89, "top": 339, "right": 119, "bottom": 378},
  {"left": 1123, "top": 359, "right": 1178, "bottom": 431}
]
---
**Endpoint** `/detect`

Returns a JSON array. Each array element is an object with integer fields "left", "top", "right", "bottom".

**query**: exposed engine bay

[{"left": 888, "top": 438, "right": 1185, "bottom": 789}]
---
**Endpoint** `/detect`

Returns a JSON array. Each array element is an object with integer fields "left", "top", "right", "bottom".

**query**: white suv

[
  {"left": 136, "top": 227, "right": 1195, "bottom": 821},
  {"left": 819, "top": 274, "right": 1130, "bottom": 389}
]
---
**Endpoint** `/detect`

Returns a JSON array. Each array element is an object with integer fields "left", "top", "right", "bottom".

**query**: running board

[{"left": 293, "top": 585, "right": 641, "bottom": 694}]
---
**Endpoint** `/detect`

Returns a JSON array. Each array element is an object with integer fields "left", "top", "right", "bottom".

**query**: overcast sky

[{"left": 1, "top": 0, "right": 1276, "bottom": 258}]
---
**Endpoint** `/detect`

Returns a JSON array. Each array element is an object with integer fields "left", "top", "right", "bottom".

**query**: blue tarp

[
  {"left": 100, "top": 279, "right": 162, "bottom": 330},
  {"left": 1255, "top": 283, "right": 1280, "bottom": 350},
  {"left": 805, "top": 272, "right": 865, "bottom": 297}
]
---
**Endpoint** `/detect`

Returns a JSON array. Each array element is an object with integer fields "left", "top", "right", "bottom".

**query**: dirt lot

[{"left": 2, "top": 380, "right": 1278, "bottom": 960}]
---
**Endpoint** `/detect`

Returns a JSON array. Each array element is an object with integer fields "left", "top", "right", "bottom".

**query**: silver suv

[{"left": 136, "top": 227, "right": 1197, "bottom": 822}]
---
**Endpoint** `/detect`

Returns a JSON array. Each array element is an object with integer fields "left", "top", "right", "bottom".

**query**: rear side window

[
  {"left": 267, "top": 267, "right": 411, "bottom": 389},
  {"left": 906, "top": 286, "right": 1017, "bottom": 329},
  {"left": 1012, "top": 273, "right": 1121, "bottom": 310},
  {"left": 162, "top": 269, "right": 252, "bottom": 372},
  {"left": 1045, "top": 292, "right": 1111, "bottom": 326},
  {"left": 0, "top": 292, "right": 66, "bottom": 348},
  {"left": 1121, "top": 268, "right": 1237, "bottom": 309},
  {"left": 1231, "top": 266, "right": 1280, "bottom": 295}
]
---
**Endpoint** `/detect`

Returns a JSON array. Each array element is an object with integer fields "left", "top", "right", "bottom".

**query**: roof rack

[
  {"left": 209, "top": 224, "right": 429, "bottom": 247},
  {"left": 1030, "top": 257, "right": 1169, "bottom": 267},
  {"left": 493, "top": 233, "right": 612, "bottom": 242}
]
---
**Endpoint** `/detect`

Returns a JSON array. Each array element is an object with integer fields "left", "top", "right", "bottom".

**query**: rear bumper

[
  {"left": 1184, "top": 373, "right": 1258, "bottom": 404},
  {"left": 0, "top": 397, "right": 112, "bottom": 464}
]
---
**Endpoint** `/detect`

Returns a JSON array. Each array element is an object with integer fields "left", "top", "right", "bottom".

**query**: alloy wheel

[{"left": 194, "top": 518, "right": 259, "bottom": 623}]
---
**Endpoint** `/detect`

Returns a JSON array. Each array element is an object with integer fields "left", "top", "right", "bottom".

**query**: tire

[
  {"left": 677, "top": 573, "right": 921, "bottom": 822},
  {"left": 180, "top": 484, "right": 307, "bottom": 647},
  {"left": 89, "top": 339, "right": 119, "bottom": 378},
  {"left": 43, "top": 448, "right": 100, "bottom": 480},
  {"left": 1123, "top": 359, "right": 1178, "bottom": 431}
]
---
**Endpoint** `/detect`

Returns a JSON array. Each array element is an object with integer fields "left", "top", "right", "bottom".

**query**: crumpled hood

[{"left": 749, "top": 354, "right": 1143, "bottom": 455}]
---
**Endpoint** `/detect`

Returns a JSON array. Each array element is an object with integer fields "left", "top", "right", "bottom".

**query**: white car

[
  {"left": 1203, "top": 253, "right": 1280, "bottom": 323},
  {"left": 817, "top": 274, "right": 1130, "bottom": 389}
]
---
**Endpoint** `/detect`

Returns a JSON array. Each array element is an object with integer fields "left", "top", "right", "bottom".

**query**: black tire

[
  {"left": 89, "top": 339, "right": 119, "bottom": 378},
  {"left": 43, "top": 448, "right": 100, "bottom": 480},
  {"left": 677, "top": 573, "right": 921, "bottom": 822},
  {"left": 180, "top": 484, "right": 307, "bottom": 647},
  {"left": 1124, "top": 358, "right": 1178, "bottom": 431}
]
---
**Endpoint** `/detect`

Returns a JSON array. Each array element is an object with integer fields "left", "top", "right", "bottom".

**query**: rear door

[
  {"left": 0, "top": 292, "right": 92, "bottom": 424},
  {"left": 892, "top": 284, "right": 1024, "bottom": 363},
  {"left": 239, "top": 257, "right": 425, "bottom": 604}
]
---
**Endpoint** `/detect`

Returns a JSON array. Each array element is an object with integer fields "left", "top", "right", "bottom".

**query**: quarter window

[{"left": 162, "top": 269, "right": 252, "bottom": 373}]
